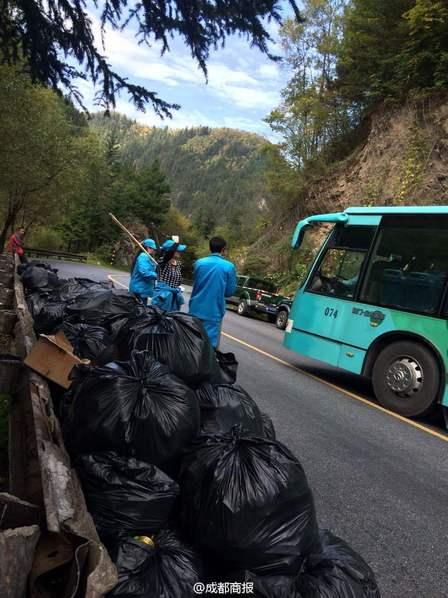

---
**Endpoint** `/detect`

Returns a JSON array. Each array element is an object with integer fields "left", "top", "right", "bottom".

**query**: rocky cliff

[{"left": 249, "top": 94, "right": 448, "bottom": 286}]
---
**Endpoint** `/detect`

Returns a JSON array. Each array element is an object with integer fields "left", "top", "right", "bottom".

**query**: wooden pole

[{"left": 109, "top": 213, "right": 158, "bottom": 265}]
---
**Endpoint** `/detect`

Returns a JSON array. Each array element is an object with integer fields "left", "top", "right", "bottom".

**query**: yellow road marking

[
  {"left": 108, "top": 274, "right": 128, "bottom": 288},
  {"left": 222, "top": 332, "right": 448, "bottom": 443},
  {"left": 108, "top": 273, "right": 448, "bottom": 443}
]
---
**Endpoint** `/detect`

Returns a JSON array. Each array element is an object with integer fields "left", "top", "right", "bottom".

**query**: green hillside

[{"left": 89, "top": 114, "right": 272, "bottom": 240}]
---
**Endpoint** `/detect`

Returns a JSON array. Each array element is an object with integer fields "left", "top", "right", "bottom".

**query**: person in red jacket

[{"left": 7, "top": 227, "right": 27, "bottom": 263}]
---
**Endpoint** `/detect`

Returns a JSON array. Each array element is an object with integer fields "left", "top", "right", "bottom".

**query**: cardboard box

[{"left": 24, "top": 331, "right": 89, "bottom": 389}]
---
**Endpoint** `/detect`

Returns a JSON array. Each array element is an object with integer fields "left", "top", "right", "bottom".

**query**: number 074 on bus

[{"left": 284, "top": 206, "right": 448, "bottom": 424}]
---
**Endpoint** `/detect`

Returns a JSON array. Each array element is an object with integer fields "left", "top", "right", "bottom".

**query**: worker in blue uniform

[
  {"left": 189, "top": 236, "right": 237, "bottom": 348},
  {"left": 129, "top": 238, "right": 158, "bottom": 303}
]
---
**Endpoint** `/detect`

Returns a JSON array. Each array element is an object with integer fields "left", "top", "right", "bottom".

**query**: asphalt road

[{"left": 51, "top": 261, "right": 448, "bottom": 597}]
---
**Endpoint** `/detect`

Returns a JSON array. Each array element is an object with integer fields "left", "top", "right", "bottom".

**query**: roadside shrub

[{"left": 27, "top": 227, "right": 64, "bottom": 250}]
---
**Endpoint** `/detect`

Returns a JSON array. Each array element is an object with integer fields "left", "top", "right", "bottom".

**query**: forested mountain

[{"left": 89, "top": 115, "right": 273, "bottom": 241}]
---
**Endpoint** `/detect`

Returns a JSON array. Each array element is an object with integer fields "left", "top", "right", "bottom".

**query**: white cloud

[
  {"left": 214, "top": 84, "right": 279, "bottom": 110},
  {"left": 257, "top": 63, "right": 280, "bottom": 79},
  {"left": 89, "top": 15, "right": 205, "bottom": 86},
  {"left": 207, "top": 61, "right": 259, "bottom": 86},
  {"left": 71, "top": 78, "right": 96, "bottom": 106},
  {"left": 78, "top": 9, "right": 285, "bottom": 136},
  {"left": 222, "top": 116, "right": 270, "bottom": 135},
  {"left": 101, "top": 24, "right": 268, "bottom": 105}
]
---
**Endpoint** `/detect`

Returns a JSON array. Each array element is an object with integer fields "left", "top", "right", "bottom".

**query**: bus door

[{"left": 290, "top": 224, "right": 377, "bottom": 372}]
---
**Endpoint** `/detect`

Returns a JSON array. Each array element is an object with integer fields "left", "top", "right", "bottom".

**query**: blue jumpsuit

[
  {"left": 189, "top": 253, "right": 237, "bottom": 347},
  {"left": 129, "top": 252, "right": 157, "bottom": 301},
  {"left": 152, "top": 282, "right": 185, "bottom": 312}
]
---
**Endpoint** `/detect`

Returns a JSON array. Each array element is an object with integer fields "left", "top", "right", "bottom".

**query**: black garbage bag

[
  {"left": 21, "top": 263, "right": 59, "bottom": 291},
  {"left": 64, "top": 289, "right": 145, "bottom": 330},
  {"left": 214, "top": 351, "right": 238, "bottom": 384},
  {"left": 19, "top": 260, "right": 58, "bottom": 275},
  {"left": 245, "top": 529, "right": 381, "bottom": 598},
  {"left": 108, "top": 529, "right": 203, "bottom": 598},
  {"left": 180, "top": 428, "right": 320, "bottom": 577},
  {"left": 27, "top": 292, "right": 47, "bottom": 319},
  {"left": 27, "top": 285, "right": 67, "bottom": 334},
  {"left": 123, "top": 308, "right": 216, "bottom": 386},
  {"left": 296, "top": 530, "right": 381, "bottom": 598},
  {"left": 230, "top": 572, "right": 296, "bottom": 598},
  {"left": 17, "top": 263, "right": 28, "bottom": 276},
  {"left": 55, "top": 277, "right": 113, "bottom": 302},
  {"left": 253, "top": 576, "right": 296, "bottom": 598},
  {"left": 62, "top": 321, "right": 116, "bottom": 363},
  {"left": 58, "top": 389, "right": 73, "bottom": 423},
  {"left": 76, "top": 452, "right": 179, "bottom": 539},
  {"left": 196, "top": 383, "right": 264, "bottom": 436},
  {"left": 260, "top": 412, "right": 276, "bottom": 440},
  {"left": 32, "top": 261, "right": 57, "bottom": 271},
  {"left": 64, "top": 351, "right": 199, "bottom": 469},
  {"left": 31, "top": 299, "right": 67, "bottom": 334}
]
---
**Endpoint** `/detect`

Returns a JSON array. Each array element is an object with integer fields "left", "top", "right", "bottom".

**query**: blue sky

[{"left": 79, "top": 4, "right": 295, "bottom": 140}]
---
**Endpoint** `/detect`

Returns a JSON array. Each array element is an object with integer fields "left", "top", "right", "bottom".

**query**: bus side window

[{"left": 361, "top": 225, "right": 448, "bottom": 314}]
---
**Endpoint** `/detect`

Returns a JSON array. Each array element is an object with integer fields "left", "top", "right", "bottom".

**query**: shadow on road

[{"left": 295, "top": 359, "right": 447, "bottom": 431}]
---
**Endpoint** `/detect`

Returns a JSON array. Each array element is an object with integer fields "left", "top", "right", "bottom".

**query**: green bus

[{"left": 284, "top": 206, "right": 448, "bottom": 422}]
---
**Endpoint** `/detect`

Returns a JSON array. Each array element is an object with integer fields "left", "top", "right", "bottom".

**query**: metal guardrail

[{"left": 25, "top": 248, "right": 87, "bottom": 263}]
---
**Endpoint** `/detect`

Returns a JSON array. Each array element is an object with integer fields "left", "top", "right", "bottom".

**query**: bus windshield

[
  {"left": 308, "top": 225, "right": 375, "bottom": 300},
  {"left": 294, "top": 225, "right": 329, "bottom": 289}
]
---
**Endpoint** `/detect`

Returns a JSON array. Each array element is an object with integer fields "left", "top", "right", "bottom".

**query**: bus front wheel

[{"left": 372, "top": 341, "right": 440, "bottom": 417}]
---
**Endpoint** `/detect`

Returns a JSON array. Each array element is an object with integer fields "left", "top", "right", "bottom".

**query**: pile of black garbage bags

[{"left": 21, "top": 261, "right": 381, "bottom": 598}]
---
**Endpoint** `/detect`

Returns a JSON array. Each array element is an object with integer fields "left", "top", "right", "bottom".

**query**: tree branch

[{"left": 0, "top": 0, "right": 302, "bottom": 112}]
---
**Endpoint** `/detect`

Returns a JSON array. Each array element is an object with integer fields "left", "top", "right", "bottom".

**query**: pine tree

[
  {"left": 401, "top": 0, "right": 448, "bottom": 91},
  {"left": 336, "top": 0, "right": 414, "bottom": 105},
  {"left": 0, "top": 0, "right": 302, "bottom": 113},
  {"left": 133, "top": 160, "right": 171, "bottom": 227}
]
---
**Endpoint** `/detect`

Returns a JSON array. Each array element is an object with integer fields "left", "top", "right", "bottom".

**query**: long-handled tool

[{"left": 109, "top": 213, "right": 158, "bottom": 266}]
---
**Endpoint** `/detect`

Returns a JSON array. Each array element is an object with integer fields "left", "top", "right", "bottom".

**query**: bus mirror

[
  {"left": 291, "top": 222, "right": 311, "bottom": 249},
  {"left": 291, "top": 212, "right": 348, "bottom": 249}
]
